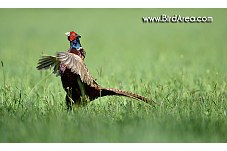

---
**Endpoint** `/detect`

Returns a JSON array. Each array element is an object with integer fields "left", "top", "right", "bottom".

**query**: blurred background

[{"left": 0, "top": 9, "right": 227, "bottom": 142}]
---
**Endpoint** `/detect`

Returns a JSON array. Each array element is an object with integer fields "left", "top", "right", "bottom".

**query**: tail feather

[{"left": 100, "top": 88, "right": 156, "bottom": 105}]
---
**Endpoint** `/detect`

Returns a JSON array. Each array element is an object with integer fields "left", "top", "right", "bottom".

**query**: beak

[
  {"left": 65, "top": 32, "right": 70, "bottom": 36},
  {"left": 78, "top": 35, "right": 81, "bottom": 38}
]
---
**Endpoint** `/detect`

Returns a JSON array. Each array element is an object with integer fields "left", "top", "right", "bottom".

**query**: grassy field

[{"left": 0, "top": 9, "right": 227, "bottom": 142}]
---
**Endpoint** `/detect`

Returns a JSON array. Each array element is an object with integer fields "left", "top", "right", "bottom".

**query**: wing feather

[
  {"left": 56, "top": 52, "right": 97, "bottom": 86},
  {"left": 37, "top": 56, "right": 59, "bottom": 72},
  {"left": 37, "top": 52, "right": 98, "bottom": 86}
]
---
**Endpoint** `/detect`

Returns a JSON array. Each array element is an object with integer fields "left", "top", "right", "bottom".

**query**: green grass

[{"left": 0, "top": 8, "right": 227, "bottom": 142}]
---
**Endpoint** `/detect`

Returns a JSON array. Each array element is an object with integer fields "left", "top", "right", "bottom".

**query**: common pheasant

[{"left": 37, "top": 31, "right": 156, "bottom": 109}]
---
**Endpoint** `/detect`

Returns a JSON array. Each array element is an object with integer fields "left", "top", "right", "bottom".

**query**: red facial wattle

[{"left": 69, "top": 31, "right": 77, "bottom": 41}]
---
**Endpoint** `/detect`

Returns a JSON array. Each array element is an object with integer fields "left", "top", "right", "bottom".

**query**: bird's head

[
  {"left": 65, "top": 31, "right": 82, "bottom": 50},
  {"left": 65, "top": 31, "right": 81, "bottom": 42}
]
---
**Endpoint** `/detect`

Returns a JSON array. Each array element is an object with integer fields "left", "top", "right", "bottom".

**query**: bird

[{"left": 37, "top": 32, "right": 156, "bottom": 109}]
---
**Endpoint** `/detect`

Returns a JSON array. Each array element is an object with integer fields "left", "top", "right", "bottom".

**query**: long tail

[{"left": 100, "top": 88, "right": 157, "bottom": 105}]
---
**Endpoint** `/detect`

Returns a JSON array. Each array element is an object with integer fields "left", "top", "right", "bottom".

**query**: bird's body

[
  {"left": 37, "top": 31, "right": 156, "bottom": 109},
  {"left": 37, "top": 52, "right": 155, "bottom": 109},
  {"left": 68, "top": 48, "right": 86, "bottom": 60}
]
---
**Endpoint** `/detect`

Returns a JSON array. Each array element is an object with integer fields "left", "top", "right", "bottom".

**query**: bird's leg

[
  {"left": 66, "top": 87, "right": 74, "bottom": 111},
  {"left": 66, "top": 95, "right": 73, "bottom": 111},
  {"left": 76, "top": 76, "right": 88, "bottom": 105}
]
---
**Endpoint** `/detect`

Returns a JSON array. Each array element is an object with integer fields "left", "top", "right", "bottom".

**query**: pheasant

[{"left": 37, "top": 32, "right": 156, "bottom": 109}]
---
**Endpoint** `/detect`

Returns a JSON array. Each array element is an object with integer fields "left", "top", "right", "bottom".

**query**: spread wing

[
  {"left": 36, "top": 55, "right": 60, "bottom": 75},
  {"left": 37, "top": 52, "right": 98, "bottom": 86},
  {"left": 56, "top": 52, "right": 97, "bottom": 86}
]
